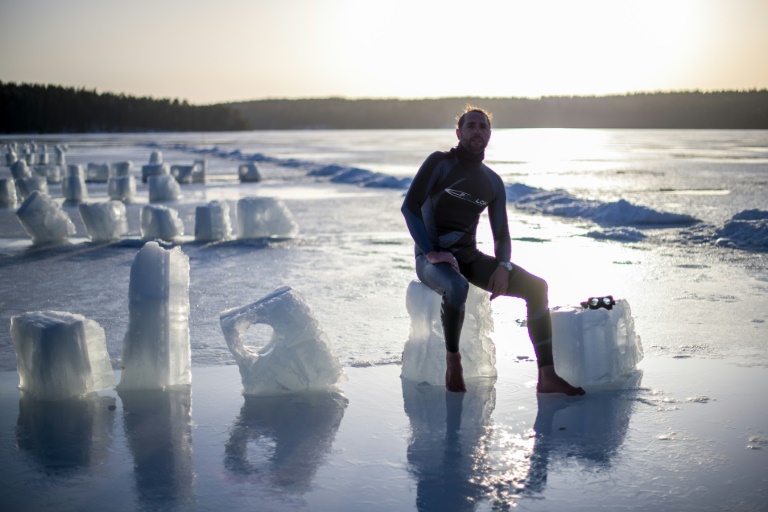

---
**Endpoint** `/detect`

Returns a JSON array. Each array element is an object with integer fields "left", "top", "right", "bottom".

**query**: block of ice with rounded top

[
  {"left": 149, "top": 174, "right": 181, "bottom": 202},
  {"left": 11, "top": 160, "right": 32, "bottom": 179},
  {"left": 16, "top": 191, "right": 75, "bottom": 243},
  {"left": 149, "top": 150, "right": 163, "bottom": 164},
  {"left": 108, "top": 176, "right": 136, "bottom": 202},
  {"left": 119, "top": 241, "right": 191, "bottom": 390},
  {"left": 86, "top": 163, "right": 110, "bottom": 183},
  {"left": 140, "top": 204, "right": 184, "bottom": 241},
  {"left": 1, "top": 179, "right": 17, "bottom": 208},
  {"left": 11, "top": 310, "right": 114, "bottom": 400},
  {"left": 550, "top": 299, "right": 643, "bottom": 389},
  {"left": 62, "top": 175, "right": 88, "bottom": 202},
  {"left": 401, "top": 280, "right": 497, "bottom": 385},
  {"left": 220, "top": 286, "right": 343, "bottom": 395},
  {"left": 66, "top": 164, "right": 84, "bottom": 178},
  {"left": 142, "top": 163, "right": 170, "bottom": 183},
  {"left": 54, "top": 145, "right": 66, "bottom": 165},
  {"left": 195, "top": 200, "right": 231, "bottom": 241},
  {"left": 236, "top": 196, "right": 298, "bottom": 239},
  {"left": 238, "top": 163, "right": 262, "bottom": 182},
  {"left": 110, "top": 161, "right": 133, "bottom": 177},
  {"left": 78, "top": 201, "right": 128, "bottom": 241},
  {"left": 15, "top": 176, "right": 48, "bottom": 200}
]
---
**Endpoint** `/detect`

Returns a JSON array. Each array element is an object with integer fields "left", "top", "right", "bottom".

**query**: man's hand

[
  {"left": 488, "top": 265, "right": 509, "bottom": 300},
  {"left": 426, "top": 251, "right": 459, "bottom": 271}
]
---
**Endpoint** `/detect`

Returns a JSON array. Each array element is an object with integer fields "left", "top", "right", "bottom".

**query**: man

[{"left": 401, "top": 106, "right": 585, "bottom": 395}]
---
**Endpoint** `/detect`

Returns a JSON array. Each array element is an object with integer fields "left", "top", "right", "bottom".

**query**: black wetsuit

[{"left": 401, "top": 144, "right": 555, "bottom": 367}]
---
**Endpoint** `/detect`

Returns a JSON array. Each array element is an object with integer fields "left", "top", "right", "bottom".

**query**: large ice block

[
  {"left": 10, "top": 311, "right": 114, "bottom": 400},
  {"left": 149, "top": 150, "right": 163, "bottom": 164},
  {"left": 66, "top": 164, "right": 84, "bottom": 178},
  {"left": 85, "top": 162, "right": 110, "bottom": 182},
  {"left": 54, "top": 145, "right": 66, "bottom": 165},
  {"left": 219, "top": 286, "right": 343, "bottom": 395},
  {"left": 110, "top": 160, "right": 133, "bottom": 177},
  {"left": 195, "top": 200, "right": 231, "bottom": 241},
  {"left": 0, "top": 178, "right": 17, "bottom": 207},
  {"left": 62, "top": 175, "right": 88, "bottom": 202},
  {"left": 16, "top": 191, "right": 75, "bottom": 243},
  {"left": 108, "top": 175, "right": 136, "bottom": 202},
  {"left": 15, "top": 175, "right": 48, "bottom": 200},
  {"left": 235, "top": 196, "right": 299, "bottom": 239},
  {"left": 149, "top": 174, "right": 181, "bottom": 202},
  {"left": 78, "top": 201, "right": 128, "bottom": 241},
  {"left": 34, "top": 164, "right": 62, "bottom": 183},
  {"left": 192, "top": 159, "right": 206, "bottom": 183},
  {"left": 142, "top": 163, "right": 170, "bottom": 183},
  {"left": 551, "top": 299, "right": 643, "bottom": 389},
  {"left": 118, "top": 241, "right": 191, "bottom": 390},
  {"left": 140, "top": 204, "right": 184, "bottom": 241},
  {"left": 401, "top": 280, "right": 497, "bottom": 385},
  {"left": 238, "top": 163, "right": 262, "bottom": 182},
  {"left": 11, "top": 160, "right": 32, "bottom": 180}
]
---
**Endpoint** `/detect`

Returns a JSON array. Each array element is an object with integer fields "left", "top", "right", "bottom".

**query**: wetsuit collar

[{"left": 451, "top": 143, "right": 485, "bottom": 169}]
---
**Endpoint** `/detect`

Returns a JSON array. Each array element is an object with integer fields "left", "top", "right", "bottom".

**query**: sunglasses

[{"left": 580, "top": 295, "right": 616, "bottom": 310}]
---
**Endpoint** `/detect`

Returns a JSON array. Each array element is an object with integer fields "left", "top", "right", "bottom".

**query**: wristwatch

[{"left": 498, "top": 261, "right": 514, "bottom": 271}]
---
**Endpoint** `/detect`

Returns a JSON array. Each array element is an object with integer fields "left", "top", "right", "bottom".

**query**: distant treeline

[
  {"left": 0, "top": 82, "right": 248, "bottom": 133},
  {"left": 230, "top": 91, "right": 768, "bottom": 129},
  {"left": 2, "top": 82, "right": 767, "bottom": 133}
]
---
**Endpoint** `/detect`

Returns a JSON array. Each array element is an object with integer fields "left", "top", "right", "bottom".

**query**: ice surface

[
  {"left": 238, "top": 163, "right": 262, "bottom": 182},
  {"left": 78, "top": 201, "right": 128, "bottom": 241},
  {"left": 108, "top": 175, "right": 136, "bottom": 202},
  {"left": 15, "top": 175, "right": 48, "bottom": 200},
  {"left": 219, "top": 286, "right": 343, "bottom": 395},
  {"left": 110, "top": 160, "right": 133, "bottom": 177},
  {"left": 62, "top": 175, "right": 88, "bottom": 202},
  {"left": 15, "top": 191, "right": 75, "bottom": 243},
  {"left": 0, "top": 179, "right": 16, "bottom": 207},
  {"left": 119, "top": 241, "right": 191, "bottom": 390},
  {"left": 401, "top": 280, "right": 497, "bottom": 385},
  {"left": 140, "top": 204, "right": 184, "bottom": 241},
  {"left": 141, "top": 163, "right": 170, "bottom": 183},
  {"left": 235, "top": 196, "right": 299, "bottom": 239},
  {"left": 195, "top": 200, "right": 231, "bottom": 241},
  {"left": 85, "top": 162, "right": 110, "bottom": 182},
  {"left": 713, "top": 209, "right": 768, "bottom": 252},
  {"left": 550, "top": 299, "right": 643, "bottom": 389},
  {"left": 148, "top": 174, "right": 181, "bottom": 202},
  {"left": 10, "top": 310, "right": 114, "bottom": 399}
]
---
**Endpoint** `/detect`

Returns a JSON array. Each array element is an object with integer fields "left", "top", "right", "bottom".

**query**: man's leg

[{"left": 415, "top": 254, "right": 468, "bottom": 392}]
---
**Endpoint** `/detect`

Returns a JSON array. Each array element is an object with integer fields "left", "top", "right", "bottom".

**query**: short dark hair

[{"left": 456, "top": 105, "right": 493, "bottom": 129}]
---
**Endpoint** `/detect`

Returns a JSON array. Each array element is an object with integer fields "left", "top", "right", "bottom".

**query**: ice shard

[
  {"left": 78, "top": 201, "right": 128, "bottom": 241},
  {"left": 235, "top": 196, "right": 299, "bottom": 239},
  {"left": 140, "top": 204, "right": 184, "bottom": 241},
  {"left": 195, "top": 200, "right": 231, "bottom": 242},
  {"left": 16, "top": 191, "right": 75, "bottom": 243}
]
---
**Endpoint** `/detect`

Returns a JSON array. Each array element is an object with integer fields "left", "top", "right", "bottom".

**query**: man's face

[{"left": 456, "top": 112, "right": 491, "bottom": 154}]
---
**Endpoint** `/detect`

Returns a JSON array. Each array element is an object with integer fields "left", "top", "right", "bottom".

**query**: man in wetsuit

[{"left": 401, "top": 106, "right": 585, "bottom": 395}]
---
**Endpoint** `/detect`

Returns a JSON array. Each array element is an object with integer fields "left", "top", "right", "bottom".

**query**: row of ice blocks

[
  {"left": 10, "top": 242, "right": 191, "bottom": 398},
  {"left": 551, "top": 300, "right": 643, "bottom": 388}
]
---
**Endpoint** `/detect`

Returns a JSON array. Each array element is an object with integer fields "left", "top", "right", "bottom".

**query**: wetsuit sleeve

[
  {"left": 401, "top": 152, "right": 446, "bottom": 255},
  {"left": 487, "top": 171, "right": 512, "bottom": 262}
]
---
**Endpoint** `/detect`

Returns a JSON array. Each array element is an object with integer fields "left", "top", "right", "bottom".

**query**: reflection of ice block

[
  {"left": 551, "top": 300, "right": 643, "bottom": 389},
  {"left": 108, "top": 176, "right": 136, "bottom": 202},
  {"left": 11, "top": 311, "right": 114, "bottom": 400},
  {"left": 16, "top": 191, "right": 75, "bottom": 243},
  {"left": 195, "top": 200, "right": 231, "bottom": 241},
  {"left": 219, "top": 286, "right": 343, "bottom": 395},
  {"left": 62, "top": 175, "right": 88, "bottom": 202},
  {"left": 150, "top": 150, "right": 163, "bottom": 164},
  {"left": 35, "top": 165, "right": 62, "bottom": 183},
  {"left": 78, "top": 201, "right": 128, "bottom": 241},
  {"left": 15, "top": 176, "right": 48, "bottom": 200},
  {"left": 238, "top": 163, "right": 262, "bottom": 182},
  {"left": 149, "top": 174, "right": 181, "bottom": 202},
  {"left": 86, "top": 162, "right": 110, "bottom": 182},
  {"left": 0, "top": 179, "right": 17, "bottom": 207},
  {"left": 11, "top": 160, "right": 32, "bottom": 179},
  {"left": 140, "top": 204, "right": 184, "bottom": 240},
  {"left": 142, "top": 163, "right": 170, "bottom": 183},
  {"left": 401, "top": 280, "right": 496, "bottom": 385},
  {"left": 236, "top": 196, "right": 299, "bottom": 239},
  {"left": 110, "top": 161, "right": 133, "bottom": 177},
  {"left": 119, "top": 242, "right": 191, "bottom": 390}
]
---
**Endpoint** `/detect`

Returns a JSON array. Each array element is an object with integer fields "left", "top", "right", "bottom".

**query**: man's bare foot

[
  {"left": 446, "top": 352, "right": 467, "bottom": 392},
  {"left": 536, "top": 365, "right": 585, "bottom": 396}
]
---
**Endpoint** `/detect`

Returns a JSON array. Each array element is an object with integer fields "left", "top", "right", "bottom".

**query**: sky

[{"left": 1, "top": 0, "right": 767, "bottom": 105}]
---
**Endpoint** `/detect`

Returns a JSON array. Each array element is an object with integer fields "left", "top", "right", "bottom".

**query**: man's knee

[{"left": 443, "top": 279, "right": 469, "bottom": 309}]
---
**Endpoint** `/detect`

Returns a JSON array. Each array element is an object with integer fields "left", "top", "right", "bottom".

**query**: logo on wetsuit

[{"left": 445, "top": 188, "right": 488, "bottom": 207}]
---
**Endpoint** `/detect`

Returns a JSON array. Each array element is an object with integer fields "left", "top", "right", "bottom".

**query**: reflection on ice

[
  {"left": 220, "top": 286, "right": 343, "bottom": 395},
  {"left": 225, "top": 391, "right": 348, "bottom": 496}
]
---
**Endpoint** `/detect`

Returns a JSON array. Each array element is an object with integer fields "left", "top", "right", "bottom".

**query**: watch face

[{"left": 500, "top": 262, "right": 513, "bottom": 271}]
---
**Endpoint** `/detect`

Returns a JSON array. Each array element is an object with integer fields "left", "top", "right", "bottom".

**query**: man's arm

[
  {"left": 401, "top": 152, "right": 447, "bottom": 255},
  {"left": 486, "top": 171, "right": 512, "bottom": 299}
]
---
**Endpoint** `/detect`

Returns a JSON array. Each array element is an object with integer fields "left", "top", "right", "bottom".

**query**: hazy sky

[{"left": 1, "top": 0, "right": 767, "bottom": 104}]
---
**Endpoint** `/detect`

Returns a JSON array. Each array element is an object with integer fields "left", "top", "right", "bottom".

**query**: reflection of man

[{"left": 401, "top": 106, "right": 585, "bottom": 395}]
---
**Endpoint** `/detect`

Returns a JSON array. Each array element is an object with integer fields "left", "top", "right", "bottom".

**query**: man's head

[{"left": 456, "top": 106, "right": 492, "bottom": 155}]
